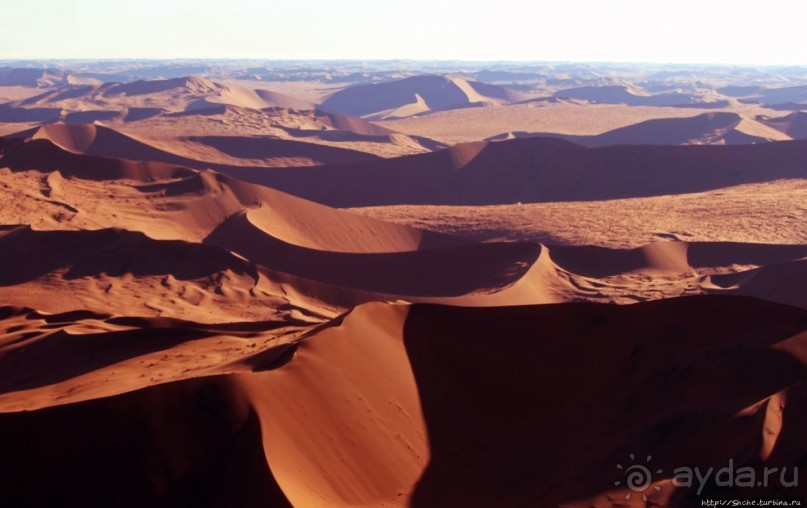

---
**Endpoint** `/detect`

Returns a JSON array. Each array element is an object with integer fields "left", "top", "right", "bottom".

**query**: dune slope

[
  {"left": 238, "top": 136, "right": 807, "bottom": 207},
  {"left": 0, "top": 297, "right": 804, "bottom": 506}
]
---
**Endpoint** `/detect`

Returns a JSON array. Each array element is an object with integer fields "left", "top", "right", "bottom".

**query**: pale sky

[{"left": 1, "top": 0, "right": 805, "bottom": 65}]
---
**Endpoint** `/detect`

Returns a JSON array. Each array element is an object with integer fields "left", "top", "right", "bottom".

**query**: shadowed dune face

[
  {"left": 548, "top": 241, "right": 807, "bottom": 278},
  {"left": 490, "top": 112, "right": 793, "bottom": 146},
  {"left": 0, "top": 226, "right": 258, "bottom": 285},
  {"left": 104, "top": 76, "right": 225, "bottom": 97},
  {"left": 204, "top": 212, "right": 541, "bottom": 296},
  {"left": 759, "top": 111, "right": 807, "bottom": 140},
  {"left": 552, "top": 85, "right": 727, "bottom": 108},
  {"left": 706, "top": 259, "right": 807, "bottom": 310},
  {"left": 3, "top": 123, "right": 382, "bottom": 171},
  {"left": 321, "top": 75, "right": 519, "bottom": 119},
  {"left": 0, "top": 77, "right": 444, "bottom": 159},
  {"left": 0, "top": 134, "right": 192, "bottom": 180},
  {"left": 401, "top": 298, "right": 807, "bottom": 506},
  {"left": 237, "top": 136, "right": 807, "bottom": 207},
  {"left": 0, "top": 297, "right": 804, "bottom": 506},
  {"left": 0, "top": 376, "right": 293, "bottom": 508}
]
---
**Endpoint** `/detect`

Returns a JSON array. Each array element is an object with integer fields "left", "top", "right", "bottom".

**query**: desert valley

[{"left": 0, "top": 57, "right": 805, "bottom": 507}]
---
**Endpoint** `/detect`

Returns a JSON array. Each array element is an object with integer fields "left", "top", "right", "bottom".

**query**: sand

[
  {"left": 237, "top": 136, "right": 807, "bottom": 207},
  {"left": 0, "top": 71, "right": 805, "bottom": 506},
  {"left": 379, "top": 101, "right": 786, "bottom": 144}
]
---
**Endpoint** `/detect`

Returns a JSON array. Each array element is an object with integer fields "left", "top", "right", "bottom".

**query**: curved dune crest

[
  {"left": 0, "top": 297, "right": 805, "bottom": 506},
  {"left": 0, "top": 226, "right": 282, "bottom": 322},
  {"left": 489, "top": 112, "right": 794, "bottom": 146},
  {"left": 0, "top": 132, "right": 192, "bottom": 181},
  {"left": 5, "top": 122, "right": 381, "bottom": 170},
  {"left": 321, "top": 75, "right": 520, "bottom": 119},
  {"left": 204, "top": 211, "right": 541, "bottom": 297},
  {"left": 0, "top": 76, "right": 442, "bottom": 158},
  {"left": 241, "top": 303, "right": 429, "bottom": 507},
  {"left": 758, "top": 111, "right": 807, "bottom": 140},
  {"left": 245, "top": 136, "right": 807, "bottom": 207},
  {"left": 706, "top": 258, "right": 807, "bottom": 309},
  {"left": 3, "top": 60, "right": 807, "bottom": 508}
]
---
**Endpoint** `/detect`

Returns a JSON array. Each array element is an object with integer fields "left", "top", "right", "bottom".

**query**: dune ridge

[
  {"left": 488, "top": 112, "right": 793, "bottom": 146},
  {"left": 237, "top": 135, "right": 807, "bottom": 207},
  {"left": 0, "top": 296, "right": 805, "bottom": 506},
  {"left": 321, "top": 75, "right": 522, "bottom": 120}
]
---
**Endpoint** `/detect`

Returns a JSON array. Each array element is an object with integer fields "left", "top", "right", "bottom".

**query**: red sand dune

[
  {"left": 551, "top": 84, "right": 727, "bottom": 108},
  {"left": 0, "top": 71, "right": 805, "bottom": 506},
  {"left": 204, "top": 211, "right": 540, "bottom": 296},
  {"left": 489, "top": 112, "right": 792, "bottom": 146},
  {"left": 0, "top": 132, "right": 191, "bottom": 180},
  {"left": 758, "top": 111, "right": 807, "bottom": 140},
  {"left": 1, "top": 123, "right": 381, "bottom": 170},
  {"left": 0, "top": 78, "right": 446, "bottom": 158},
  {"left": 0, "top": 296, "right": 804, "bottom": 506},
  {"left": 550, "top": 241, "right": 807, "bottom": 278},
  {"left": 321, "top": 75, "right": 521, "bottom": 119},
  {"left": 233, "top": 136, "right": 807, "bottom": 206},
  {"left": 706, "top": 259, "right": 807, "bottom": 310}
]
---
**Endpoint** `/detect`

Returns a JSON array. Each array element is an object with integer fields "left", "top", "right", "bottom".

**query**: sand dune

[
  {"left": 552, "top": 84, "right": 728, "bottom": 108},
  {"left": 2, "top": 151, "right": 537, "bottom": 316},
  {"left": 706, "top": 258, "right": 807, "bottom": 309},
  {"left": 758, "top": 111, "right": 807, "bottom": 139},
  {"left": 243, "top": 136, "right": 807, "bottom": 207},
  {"left": 349, "top": 179, "right": 807, "bottom": 249},
  {"left": 5, "top": 78, "right": 313, "bottom": 123},
  {"left": 0, "top": 225, "right": 297, "bottom": 323},
  {"left": 2, "top": 134, "right": 804, "bottom": 317},
  {"left": 377, "top": 100, "right": 787, "bottom": 146},
  {"left": 0, "top": 77, "right": 442, "bottom": 158},
  {"left": 3, "top": 123, "right": 381, "bottom": 170},
  {"left": 321, "top": 75, "right": 522, "bottom": 120},
  {"left": 0, "top": 130, "right": 192, "bottom": 181},
  {"left": 205, "top": 211, "right": 540, "bottom": 296},
  {"left": 550, "top": 241, "right": 807, "bottom": 277},
  {"left": 1, "top": 62, "right": 806, "bottom": 506},
  {"left": 1, "top": 296, "right": 804, "bottom": 505},
  {"left": 0, "top": 67, "right": 100, "bottom": 88},
  {"left": 489, "top": 112, "right": 792, "bottom": 146},
  {"left": 726, "top": 84, "right": 807, "bottom": 106}
]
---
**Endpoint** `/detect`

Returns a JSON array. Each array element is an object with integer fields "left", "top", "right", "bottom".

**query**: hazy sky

[{"left": 1, "top": 0, "right": 804, "bottom": 64}]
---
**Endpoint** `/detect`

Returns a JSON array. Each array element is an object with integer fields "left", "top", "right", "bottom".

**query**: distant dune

[
  {"left": 237, "top": 136, "right": 807, "bottom": 206},
  {"left": 0, "top": 77, "right": 444, "bottom": 158},
  {"left": 321, "top": 75, "right": 522, "bottom": 119},
  {"left": 1, "top": 123, "right": 381, "bottom": 170},
  {"left": 0, "top": 67, "right": 101, "bottom": 88},
  {"left": 488, "top": 112, "right": 793, "bottom": 146},
  {"left": 727, "top": 84, "right": 807, "bottom": 106},
  {"left": 758, "top": 111, "right": 807, "bottom": 139},
  {"left": 0, "top": 76, "right": 313, "bottom": 119},
  {"left": 551, "top": 84, "right": 727, "bottom": 108}
]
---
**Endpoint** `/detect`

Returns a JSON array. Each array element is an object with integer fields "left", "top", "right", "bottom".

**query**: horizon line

[{"left": 1, "top": 58, "right": 806, "bottom": 69}]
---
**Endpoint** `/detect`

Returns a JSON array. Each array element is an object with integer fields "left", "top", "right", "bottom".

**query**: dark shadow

[
  {"left": 235, "top": 136, "right": 807, "bottom": 207},
  {"left": 0, "top": 376, "right": 292, "bottom": 507},
  {"left": 203, "top": 213, "right": 541, "bottom": 297},
  {"left": 0, "top": 227, "right": 258, "bottom": 286},
  {"left": 401, "top": 296, "right": 807, "bottom": 506}
]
